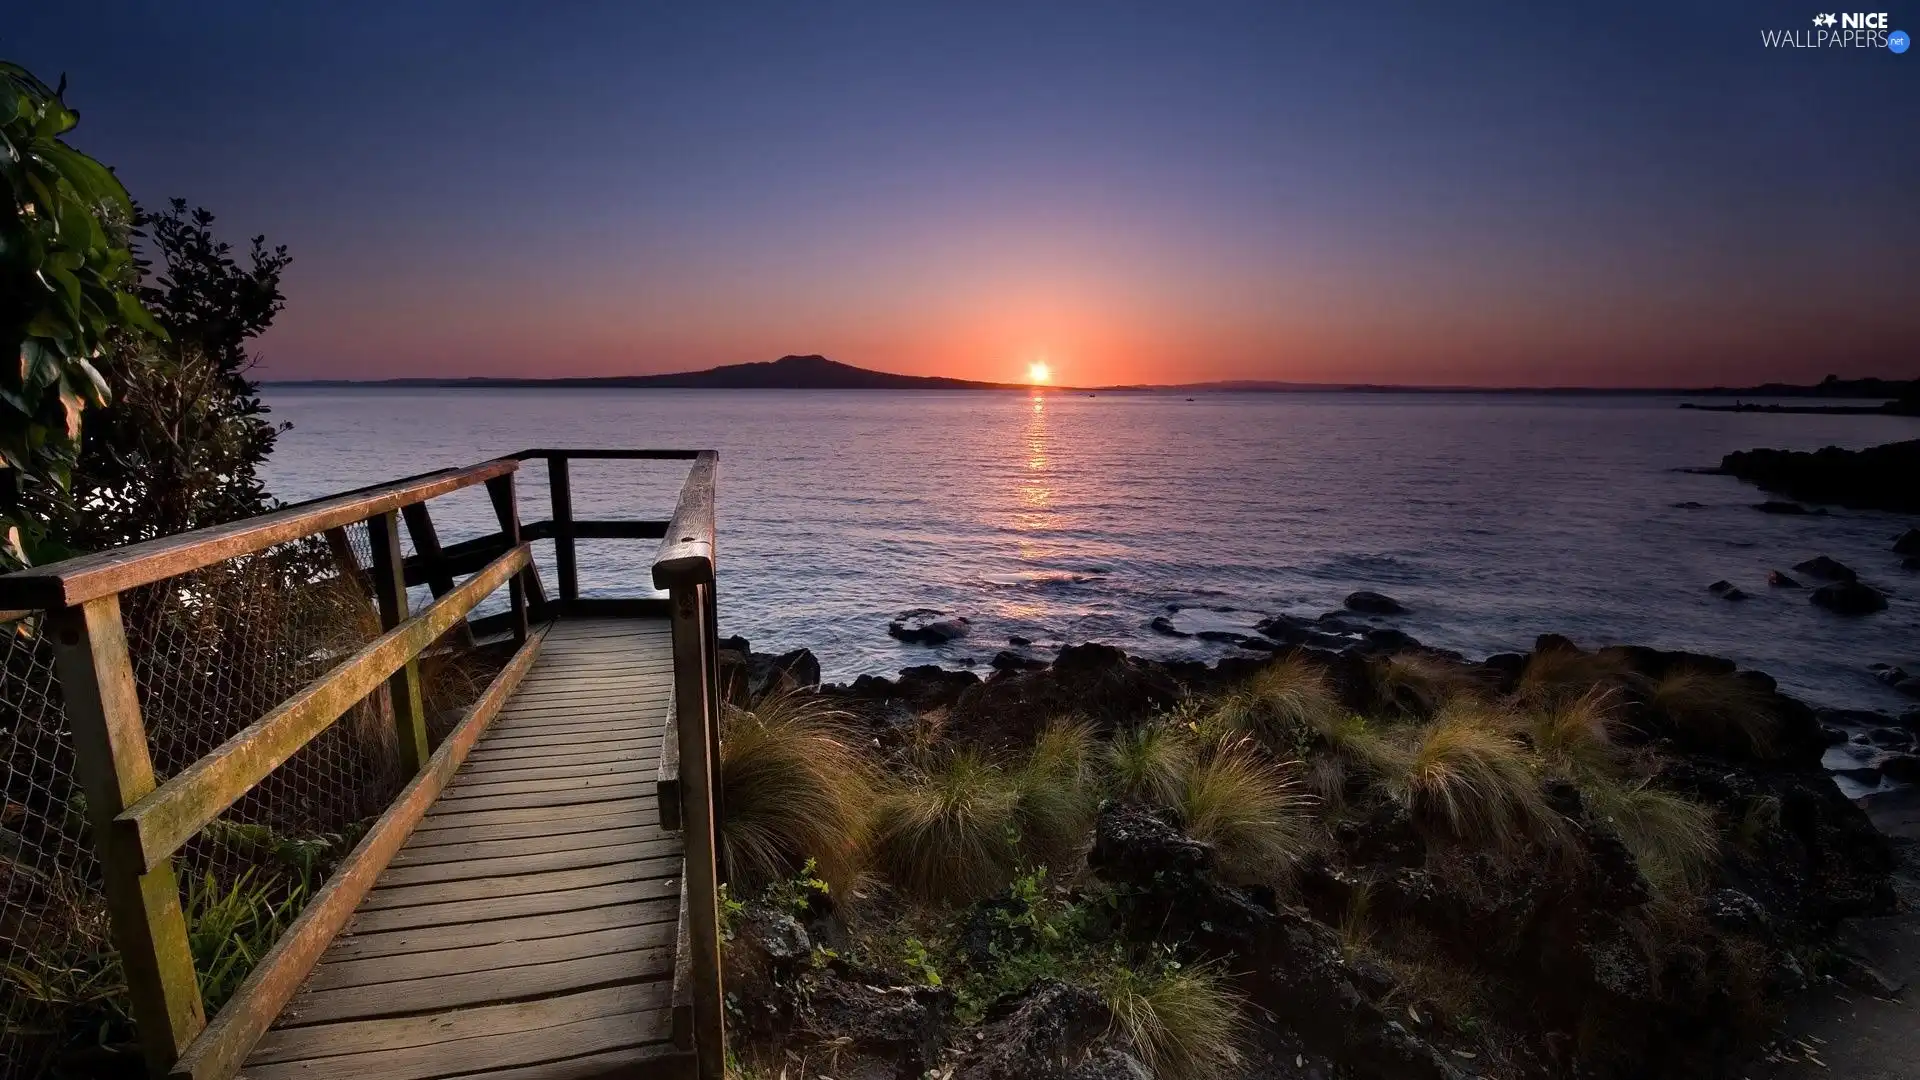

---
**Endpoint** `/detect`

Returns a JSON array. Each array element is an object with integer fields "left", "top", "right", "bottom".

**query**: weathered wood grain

[
  {"left": 322, "top": 898, "right": 679, "bottom": 962},
  {"left": 282, "top": 943, "right": 675, "bottom": 1025}
]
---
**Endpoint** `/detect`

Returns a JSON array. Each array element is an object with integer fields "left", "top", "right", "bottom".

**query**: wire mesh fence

[{"left": 1, "top": 505, "right": 507, "bottom": 1078}]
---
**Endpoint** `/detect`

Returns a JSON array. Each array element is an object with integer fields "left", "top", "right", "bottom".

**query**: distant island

[{"left": 268, "top": 355, "right": 1920, "bottom": 398}]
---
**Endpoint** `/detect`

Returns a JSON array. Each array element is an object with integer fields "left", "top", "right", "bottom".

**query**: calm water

[{"left": 261, "top": 388, "right": 1920, "bottom": 715}]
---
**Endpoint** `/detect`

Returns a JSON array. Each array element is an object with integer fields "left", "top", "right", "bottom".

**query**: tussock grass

[
  {"left": 1210, "top": 654, "right": 1341, "bottom": 749},
  {"left": 1371, "top": 653, "right": 1485, "bottom": 717},
  {"left": 873, "top": 750, "right": 1020, "bottom": 904},
  {"left": 719, "top": 693, "right": 876, "bottom": 894},
  {"left": 1100, "top": 963, "right": 1248, "bottom": 1080},
  {"left": 1525, "top": 687, "right": 1622, "bottom": 775},
  {"left": 1583, "top": 778, "right": 1720, "bottom": 896},
  {"left": 1107, "top": 723, "right": 1194, "bottom": 807},
  {"left": 1372, "top": 700, "right": 1560, "bottom": 849},
  {"left": 1015, "top": 720, "right": 1100, "bottom": 864},
  {"left": 1649, "top": 667, "right": 1779, "bottom": 756},
  {"left": 1517, "top": 646, "right": 1641, "bottom": 706},
  {"left": 1179, "top": 739, "right": 1314, "bottom": 882}
]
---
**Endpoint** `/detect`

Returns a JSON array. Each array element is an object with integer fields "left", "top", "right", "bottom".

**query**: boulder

[
  {"left": 1907, "top": 556, "right": 1920, "bottom": 572},
  {"left": 1720, "top": 440, "right": 1920, "bottom": 514},
  {"left": 888, "top": 608, "right": 972, "bottom": 644},
  {"left": 1810, "top": 581, "right": 1889, "bottom": 615},
  {"left": 1767, "top": 570, "right": 1800, "bottom": 588},
  {"left": 1707, "top": 580, "right": 1749, "bottom": 601},
  {"left": 1671, "top": 501, "right": 1707, "bottom": 509},
  {"left": 1008, "top": 634, "right": 1034, "bottom": 646},
  {"left": 1793, "top": 555, "right": 1858, "bottom": 582},
  {"left": 894, "top": 664, "right": 981, "bottom": 704},
  {"left": 1345, "top": 590, "right": 1408, "bottom": 614},
  {"left": 795, "top": 976, "right": 952, "bottom": 1077},
  {"left": 1884, "top": 755, "right": 1920, "bottom": 784},
  {"left": 1896, "top": 528, "right": 1920, "bottom": 556},
  {"left": 1148, "top": 614, "right": 1189, "bottom": 638},
  {"left": 956, "top": 980, "right": 1122, "bottom": 1080},
  {"left": 991, "top": 650, "right": 1047, "bottom": 672}
]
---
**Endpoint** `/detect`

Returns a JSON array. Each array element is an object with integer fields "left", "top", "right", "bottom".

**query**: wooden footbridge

[{"left": 0, "top": 452, "right": 727, "bottom": 1079}]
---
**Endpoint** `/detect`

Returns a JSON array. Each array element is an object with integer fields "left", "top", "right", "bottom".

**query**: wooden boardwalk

[{"left": 240, "top": 618, "right": 693, "bottom": 1080}]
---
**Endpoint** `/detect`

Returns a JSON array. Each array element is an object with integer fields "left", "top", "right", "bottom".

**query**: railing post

[
  {"left": 368, "top": 511, "right": 431, "bottom": 773},
  {"left": 548, "top": 453, "right": 578, "bottom": 603},
  {"left": 48, "top": 595, "right": 206, "bottom": 1074},
  {"left": 485, "top": 474, "right": 532, "bottom": 643},
  {"left": 669, "top": 580, "right": 724, "bottom": 1080}
]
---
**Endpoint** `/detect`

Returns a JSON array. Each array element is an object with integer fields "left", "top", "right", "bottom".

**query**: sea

[{"left": 260, "top": 388, "right": 1919, "bottom": 726}]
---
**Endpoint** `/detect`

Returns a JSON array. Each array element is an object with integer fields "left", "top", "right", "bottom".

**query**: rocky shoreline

[
  {"left": 712, "top": 617, "right": 1910, "bottom": 1079},
  {"left": 1717, "top": 439, "right": 1920, "bottom": 515}
]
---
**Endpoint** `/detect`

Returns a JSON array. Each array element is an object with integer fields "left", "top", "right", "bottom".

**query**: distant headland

[{"left": 266, "top": 355, "right": 1920, "bottom": 400}]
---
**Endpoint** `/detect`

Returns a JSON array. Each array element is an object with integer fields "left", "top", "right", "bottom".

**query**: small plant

[
  {"left": 184, "top": 869, "right": 308, "bottom": 1011},
  {"left": 1583, "top": 778, "right": 1719, "bottom": 896},
  {"left": 1178, "top": 739, "right": 1313, "bottom": 883},
  {"left": 872, "top": 749, "right": 1020, "bottom": 904},
  {"left": 1100, "top": 959, "right": 1248, "bottom": 1080},
  {"left": 719, "top": 692, "right": 876, "bottom": 894},
  {"left": 1649, "top": 667, "right": 1779, "bottom": 756},
  {"left": 1210, "top": 654, "right": 1341, "bottom": 751},
  {"left": 1015, "top": 720, "right": 1100, "bottom": 865},
  {"left": 1372, "top": 700, "right": 1560, "bottom": 849},
  {"left": 1108, "top": 723, "right": 1194, "bottom": 807}
]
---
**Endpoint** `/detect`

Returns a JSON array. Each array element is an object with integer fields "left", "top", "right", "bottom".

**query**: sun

[{"left": 1027, "top": 361, "right": 1051, "bottom": 384}]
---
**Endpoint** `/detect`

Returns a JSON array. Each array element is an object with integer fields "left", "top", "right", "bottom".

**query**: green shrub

[
  {"left": 1179, "top": 739, "right": 1313, "bottom": 883},
  {"left": 719, "top": 692, "right": 876, "bottom": 894},
  {"left": 1107, "top": 723, "right": 1193, "bottom": 807},
  {"left": 872, "top": 750, "right": 1020, "bottom": 904}
]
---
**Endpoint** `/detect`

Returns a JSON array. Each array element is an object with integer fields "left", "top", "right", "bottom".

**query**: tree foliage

[{"left": 0, "top": 61, "right": 161, "bottom": 563}]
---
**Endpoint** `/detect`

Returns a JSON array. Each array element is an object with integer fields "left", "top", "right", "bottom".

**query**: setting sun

[{"left": 1027, "top": 361, "right": 1051, "bottom": 384}]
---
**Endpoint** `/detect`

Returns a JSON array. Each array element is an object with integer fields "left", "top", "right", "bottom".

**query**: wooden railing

[{"left": 0, "top": 449, "right": 724, "bottom": 1080}]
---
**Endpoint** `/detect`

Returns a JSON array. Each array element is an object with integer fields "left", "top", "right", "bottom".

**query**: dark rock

[
  {"left": 729, "top": 647, "right": 822, "bottom": 700},
  {"left": 1345, "top": 590, "right": 1408, "bottom": 614},
  {"left": 1906, "top": 556, "right": 1920, "bottom": 572},
  {"left": 1793, "top": 555, "right": 1858, "bottom": 582},
  {"left": 888, "top": 608, "right": 972, "bottom": 644},
  {"left": 893, "top": 665, "right": 981, "bottom": 705},
  {"left": 1767, "top": 570, "right": 1801, "bottom": 588},
  {"left": 1880, "top": 755, "right": 1920, "bottom": 783},
  {"left": 1810, "top": 580, "right": 1888, "bottom": 615},
  {"left": 1482, "top": 652, "right": 1528, "bottom": 678},
  {"left": 796, "top": 977, "right": 953, "bottom": 1077},
  {"left": 718, "top": 634, "right": 751, "bottom": 654},
  {"left": 1830, "top": 952, "right": 1907, "bottom": 999},
  {"left": 1896, "top": 528, "right": 1920, "bottom": 556},
  {"left": 1195, "top": 629, "right": 1247, "bottom": 644},
  {"left": 1754, "top": 500, "right": 1824, "bottom": 515},
  {"left": 1671, "top": 500, "right": 1707, "bottom": 509},
  {"left": 1720, "top": 439, "right": 1920, "bottom": 514},
  {"left": 1148, "top": 614, "right": 1189, "bottom": 637},
  {"left": 1008, "top": 635, "right": 1033, "bottom": 647},
  {"left": 1365, "top": 628, "right": 1421, "bottom": 651},
  {"left": 1235, "top": 635, "right": 1279, "bottom": 651},
  {"left": 1707, "top": 580, "right": 1749, "bottom": 600},
  {"left": 1535, "top": 632, "right": 1582, "bottom": 654},
  {"left": 1868, "top": 727, "right": 1915, "bottom": 749},
  {"left": 990, "top": 650, "right": 1047, "bottom": 672},
  {"left": 956, "top": 980, "right": 1114, "bottom": 1080},
  {"left": 1702, "top": 889, "right": 1771, "bottom": 935}
]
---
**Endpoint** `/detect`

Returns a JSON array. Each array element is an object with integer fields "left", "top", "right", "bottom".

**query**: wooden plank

[
  {"left": 422, "top": 780, "right": 662, "bottom": 815},
  {"left": 345, "top": 875, "right": 679, "bottom": 935},
  {"left": 0, "top": 459, "right": 517, "bottom": 609},
  {"left": 404, "top": 807, "right": 658, "bottom": 848},
  {"left": 433, "top": 1043, "right": 681, "bottom": 1080},
  {"left": 49, "top": 597, "right": 205, "bottom": 1072},
  {"left": 306, "top": 919, "right": 679, "bottom": 993},
  {"left": 437, "top": 771, "right": 664, "bottom": 802},
  {"left": 489, "top": 711, "right": 668, "bottom": 732},
  {"left": 458, "top": 739, "right": 663, "bottom": 769},
  {"left": 400, "top": 501, "right": 457, "bottom": 598},
  {"left": 359, "top": 853, "right": 681, "bottom": 911},
  {"left": 252, "top": 1007, "right": 673, "bottom": 1079},
  {"left": 466, "top": 729, "right": 662, "bottom": 751},
  {"left": 323, "top": 898, "right": 679, "bottom": 962},
  {"left": 118, "top": 545, "right": 530, "bottom": 872},
  {"left": 546, "top": 623, "right": 673, "bottom": 639},
  {"left": 657, "top": 694, "right": 681, "bottom": 833},
  {"left": 249, "top": 980, "right": 666, "bottom": 1063},
  {"left": 443, "top": 753, "right": 660, "bottom": 785},
  {"left": 369, "top": 511, "right": 430, "bottom": 775},
  {"left": 281, "top": 943, "right": 675, "bottom": 1025},
  {"left": 374, "top": 838, "right": 680, "bottom": 888},
  {"left": 166, "top": 623, "right": 548, "bottom": 1080},
  {"left": 390, "top": 823, "right": 666, "bottom": 867}
]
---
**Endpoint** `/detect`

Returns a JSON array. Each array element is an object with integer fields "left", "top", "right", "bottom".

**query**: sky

[{"left": 11, "top": 1, "right": 1918, "bottom": 387}]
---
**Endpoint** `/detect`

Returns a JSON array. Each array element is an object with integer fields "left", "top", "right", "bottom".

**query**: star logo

[{"left": 1813, "top": 13, "right": 1838, "bottom": 26}]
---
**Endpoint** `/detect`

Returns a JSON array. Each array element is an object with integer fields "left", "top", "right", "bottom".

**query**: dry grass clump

[
  {"left": 1524, "top": 687, "right": 1622, "bottom": 775},
  {"left": 1099, "top": 963, "right": 1248, "bottom": 1080},
  {"left": 1209, "top": 653, "right": 1342, "bottom": 749},
  {"left": 1583, "top": 777, "right": 1720, "bottom": 896},
  {"left": 1015, "top": 720, "right": 1100, "bottom": 864},
  {"left": 1649, "top": 667, "right": 1779, "bottom": 756},
  {"left": 719, "top": 693, "right": 877, "bottom": 894},
  {"left": 872, "top": 749, "right": 1021, "bottom": 904},
  {"left": 1516, "top": 646, "right": 1641, "bottom": 706},
  {"left": 1178, "top": 739, "right": 1315, "bottom": 883},
  {"left": 1370, "top": 699, "right": 1559, "bottom": 849},
  {"left": 1371, "top": 653, "right": 1485, "bottom": 717},
  {"left": 1107, "top": 723, "right": 1194, "bottom": 807}
]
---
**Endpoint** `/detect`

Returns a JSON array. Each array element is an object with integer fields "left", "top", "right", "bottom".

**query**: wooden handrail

[
  {"left": 0, "top": 458, "right": 517, "bottom": 609},
  {"left": 113, "top": 545, "right": 531, "bottom": 872},
  {"left": 653, "top": 450, "right": 719, "bottom": 587},
  {"left": 514, "top": 448, "right": 703, "bottom": 460}
]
